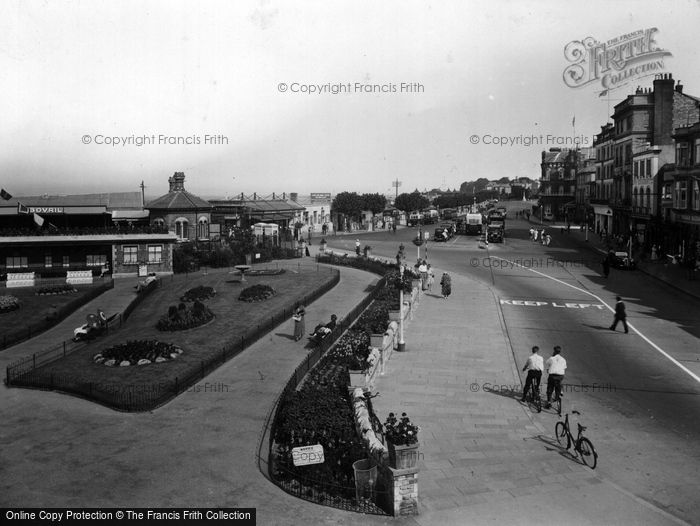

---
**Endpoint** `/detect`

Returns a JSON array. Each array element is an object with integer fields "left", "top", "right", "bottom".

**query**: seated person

[{"left": 310, "top": 314, "right": 338, "bottom": 338}]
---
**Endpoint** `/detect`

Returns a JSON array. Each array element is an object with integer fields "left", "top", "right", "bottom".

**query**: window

[
  {"left": 663, "top": 183, "right": 672, "bottom": 200},
  {"left": 6, "top": 256, "right": 27, "bottom": 269},
  {"left": 633, "top": 161, "right": 638, "bottom": 178},
  {"left": 197, "top": 217, "right": 209, "bottom": 239},
  {"left": 148, "top": 245, "right": 162, "bottom": 263},
  {"left": 693, "top": 181, "right": 700, "bottom": 211},
  {"left": 44, "top": 255, "right": 52, "bottom": 268},
  {"left": 86, "top": 254, "right": 107, "bottom": 267},
  {"left": 695, "top": 139, "right": 700, "bottom": 165},
  {"left": 63, "top": 256, "right": 70, "bottom": 268},
  {"left": 646, "top": 159, "right": 651, "bottom": 177},
  {"left": 676, "top": 142, "right": 689, "bottom": 166},
  {"left": 646, "top": 187, "right": 651, "bottom": 209},
  {"left": 123, "top": 246, "right": 138, "bottom": 264},
  {"left": 675, "top": 181, "right": 687, "bottom": 208},
  {"left": 175, "top": 218, "right": 189, "bottom": 240}
]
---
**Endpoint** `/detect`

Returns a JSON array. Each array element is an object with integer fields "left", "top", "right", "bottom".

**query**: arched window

[
  {"left": 152, "top": 218, "right": 165, "bottom": 230},
  {"left": 174, "top": 217, "right": 189, "bottom": 240},
  {"left": 645, "top": 187, "right": 651, "bottom": 209},
  {"left": 198, "top": 216, "right": 209, "bottom": 239}
]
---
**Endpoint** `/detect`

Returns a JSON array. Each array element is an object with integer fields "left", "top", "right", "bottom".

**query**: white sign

[
  {"left": 292, "top": 444, "right": 325, "bottom": 466},
  {"left": 500, "top": 299, "right": 605, "bottom": 309}
]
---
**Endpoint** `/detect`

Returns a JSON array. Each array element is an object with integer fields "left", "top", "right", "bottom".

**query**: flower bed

[
  {"left": 94, "top": 340, "right": 183, "bottom": 367},
  {"left": 0, "top": 295, "right": 20, "bottom": 313},
  {"left": 35, "top": 285, "right": 78, "bottom": 296},
  {"left": 180, "top": 285, "right": 216, "bottom": 302},
  {"left": 156, "top": 301, "right": 214, "bottom": 331},
  {"left": 238, "top": 284, "right": 276, "bottom": 302}
]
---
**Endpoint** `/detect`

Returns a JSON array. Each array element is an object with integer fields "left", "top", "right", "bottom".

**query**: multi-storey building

[
  {"left": 538, "top": 148, "right": 577, "bottom": 221},
  {"left": 592, "top": 123, "right": 615, "bottom": 234}
]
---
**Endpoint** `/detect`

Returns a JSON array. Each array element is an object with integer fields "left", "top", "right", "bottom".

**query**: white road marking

[{"left": 490, "top": 255, "right": 700, "bottom": 386}]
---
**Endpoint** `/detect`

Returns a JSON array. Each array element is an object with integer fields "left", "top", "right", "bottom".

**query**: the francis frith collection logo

[{"left": 562, "top": 28, "right": 672, "bottom": 96}]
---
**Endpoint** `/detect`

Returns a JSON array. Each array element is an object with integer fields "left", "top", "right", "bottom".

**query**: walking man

[
  {"left": 610, "top": 296, "right": 629, "bottom": 333},
  {"left": 544, "top": 346, "right": 567, "bottom": 408},
  {"left": 521, "top": 346, "right": 543, "bottom": 402},
  {"left": 602, "top": 251, "right": 612, "bottom": 278},
  {"left": 355, "top": 239, "right": 361, "bottom": 256}
]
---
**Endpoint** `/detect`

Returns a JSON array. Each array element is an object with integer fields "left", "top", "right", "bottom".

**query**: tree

[
  {"left": 332, "top": 191, "right": 364, "bottom": 220},
  {"left": 459, "top": 178, "right": 490, "bottom": 195},
  {"left": 361, "top": 193, "right": 387, "bottom": 214},
  {"left": 394, "top": 191, "right": 429, "bottom": 212}
]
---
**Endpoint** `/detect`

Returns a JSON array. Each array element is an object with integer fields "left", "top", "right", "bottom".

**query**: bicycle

[
  {"left": 555, "top": 410, "right": 598, "bottom": 469},
  {"left": 544, "top": 377, "right": 563, "bottom": 416},
  {"left": 524, "top": 377, "right": 542, "bottom": 413}
]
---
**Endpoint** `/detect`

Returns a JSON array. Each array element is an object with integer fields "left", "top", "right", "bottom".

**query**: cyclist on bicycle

[
  {"left": 521, "top": 346, "right": 543, "bottom": 402},
  {"left": 544, "top": 345, "right": 567, "bottom": 409}
]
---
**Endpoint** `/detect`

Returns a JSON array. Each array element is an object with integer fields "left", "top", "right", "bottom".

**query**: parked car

[{"left": 610, "top": 251, "right": 636, "bottom": 270}]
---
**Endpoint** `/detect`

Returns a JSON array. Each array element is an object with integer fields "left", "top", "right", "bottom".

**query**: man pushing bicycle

[
  {"left": 544, "top": 346, "right": 567, "bottom": 409},
  {"left": 521, "top": 346, "right": 543, "bottom": 402}
]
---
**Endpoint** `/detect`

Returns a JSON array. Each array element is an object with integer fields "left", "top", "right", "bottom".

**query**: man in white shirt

[
  {"left": 545, "top": 346, "right": 567, "bottom": 408},
  {"left": 521, "top": 346, "right": 543, "bottom": 401}
]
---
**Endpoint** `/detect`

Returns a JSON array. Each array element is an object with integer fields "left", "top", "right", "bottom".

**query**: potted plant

[{"left": 384, "top": 412, "right": 420, "bottom": 469}]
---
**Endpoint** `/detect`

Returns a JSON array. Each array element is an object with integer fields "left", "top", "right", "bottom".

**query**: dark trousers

[
  {"left": 522, "top": 370, "right": 542, "bottom": 400},
  {"left": 546, "top": 374, "right": 564, "bottom": 401},
  {"left": 610, "top": 315, "right": 628, "bottom": 332}
]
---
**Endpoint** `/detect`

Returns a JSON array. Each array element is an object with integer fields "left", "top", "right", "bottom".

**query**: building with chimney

[
  {"left": 538, "top": 148, "right": 577, "bottom": 221},
  {"left": 147, "top": 172, "right": 213, "bottom": 242}
]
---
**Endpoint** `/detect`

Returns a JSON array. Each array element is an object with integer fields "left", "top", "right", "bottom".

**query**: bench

[
  {"left": 6, "top": 272, "right": 35, "bottom": 288},
  {"left": 66, "top": 270, "right": 93, "bottom": 285}
]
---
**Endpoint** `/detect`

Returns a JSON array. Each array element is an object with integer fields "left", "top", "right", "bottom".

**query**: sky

[{"left": 2, "top": 0, "right": 700, "bottom": 201}]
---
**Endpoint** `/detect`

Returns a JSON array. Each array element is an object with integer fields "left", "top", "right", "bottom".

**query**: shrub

[
  {"left": 0, "top": 295, "right": 20, "bottom": 312},
  {"left": 238, "top": 284, "right": 276, "bottom": 302},
  {"left": 180, "top": 285, "right": 216, "bottom": 302},
  {"left": 35, "top": 284, "right": 78, "bottom": 295},
  {"left": 157, "top": 301, "right": 214, "bottom": 331}
]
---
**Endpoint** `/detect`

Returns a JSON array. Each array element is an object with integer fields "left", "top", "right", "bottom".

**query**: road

[{"left": 327, "top": 206, "right": 700, "bottom": 523}]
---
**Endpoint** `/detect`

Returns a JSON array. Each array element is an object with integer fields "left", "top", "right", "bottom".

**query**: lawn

[
  {"left": 0, "top": 281, "right": 111, "bottom": 347},
  {"left": 18, "top": 267, "right": 338, "bottom": 409}
]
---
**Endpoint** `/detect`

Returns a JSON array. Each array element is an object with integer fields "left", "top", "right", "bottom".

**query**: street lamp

[
  {"left": 398, "top": 265, "right": 406, "bottom": 352},
  {"left": 540, "top": 204, "right": 543, "bottom": 225}
]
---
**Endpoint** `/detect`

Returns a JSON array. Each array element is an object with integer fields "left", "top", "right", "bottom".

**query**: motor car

[
  {"left": 543, "top": 211, "right": 554, "bottom": 221},
  {"left": 433, "top": 227, "right": 450, "bottom": 241},
  {"left": 610, "top": 251, "right": 636, "bottom": 270},
  {"left": 487, "top": 224, "right": 504, "bottom": 243}
]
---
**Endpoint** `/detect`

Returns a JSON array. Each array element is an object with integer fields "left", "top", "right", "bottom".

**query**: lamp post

[
  {"left": 540, "top": 205, "right": 543, "bottom": 225},
  {"left": 398, "top": 265, "right": 406, "bottom": 352}
]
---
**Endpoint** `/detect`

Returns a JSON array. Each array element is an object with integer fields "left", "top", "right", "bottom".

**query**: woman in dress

[
  {"left": 293, "top": 305, "right": 306, "bottom": 341},
  {"left": 426, "top": 264, "right": 435, "bottom": 291},
  {"left": 440, "top": 272, "right": 452, "bottom": 299}
]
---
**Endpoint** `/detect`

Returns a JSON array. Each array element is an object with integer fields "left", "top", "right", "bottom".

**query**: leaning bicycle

[{"left": 555, "top": 410, "right": 597, "bottom": 469}]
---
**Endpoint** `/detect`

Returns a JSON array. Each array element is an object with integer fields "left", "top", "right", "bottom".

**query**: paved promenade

[{"left": 0, "top": 256, "right": 691, "bottom": 525}]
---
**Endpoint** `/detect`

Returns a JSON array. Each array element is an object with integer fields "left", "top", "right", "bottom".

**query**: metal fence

[
  {"left": 257, "top": 262, "right": 391, "bottom": 515},
  {"left": 1, "top": 279, "right": 115, "bottom": 351},
  {"left": 6, "top": 268, "right": 341, "bottom": 412}
]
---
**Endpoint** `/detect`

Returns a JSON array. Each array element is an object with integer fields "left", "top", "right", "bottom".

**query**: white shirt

[
  {"left": 525, "top": 353, "right": 544, "bottom": 372},
  {"left": 546, "top": 355, "right": 567, "bottom": 375}
]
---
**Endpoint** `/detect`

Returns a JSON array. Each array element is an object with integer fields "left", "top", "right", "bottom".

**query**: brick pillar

[{"left": 375, "top": 463, "right": 419, "bottom": 516}]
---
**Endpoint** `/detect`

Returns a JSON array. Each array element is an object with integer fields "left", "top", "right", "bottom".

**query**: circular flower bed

[
  {"left": 35, "top": 285, "right": 78, "bottom": 295},
  {"left": 238, "top": 284, "right": 276, "bottom": 302},
  {"left": 156, "top": 300, "right": 214, "bottom": 331},
  {"left": 0, "top": 295, "right": 20, "bottom": 313},
  {"left": 180, "top": 285, "right": 216, "bottom": 302},
  {"left": 94, "top": 340, "right": 183, "bottom": 367}
]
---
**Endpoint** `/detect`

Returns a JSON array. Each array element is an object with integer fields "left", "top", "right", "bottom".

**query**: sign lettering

[
  {"left": 500, "top": 299, "right": 604, "bottom": 310},
  {"left": 292, "top": 444, "right": 325, "bottom": 466}
]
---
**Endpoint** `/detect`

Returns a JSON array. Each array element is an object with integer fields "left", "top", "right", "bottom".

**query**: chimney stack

[
  {"left": 290, "top": 192, "right": 298, "bottom": 202},
  {"left": 675, "top": 80, "right": 683, "bottom": 94}
]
